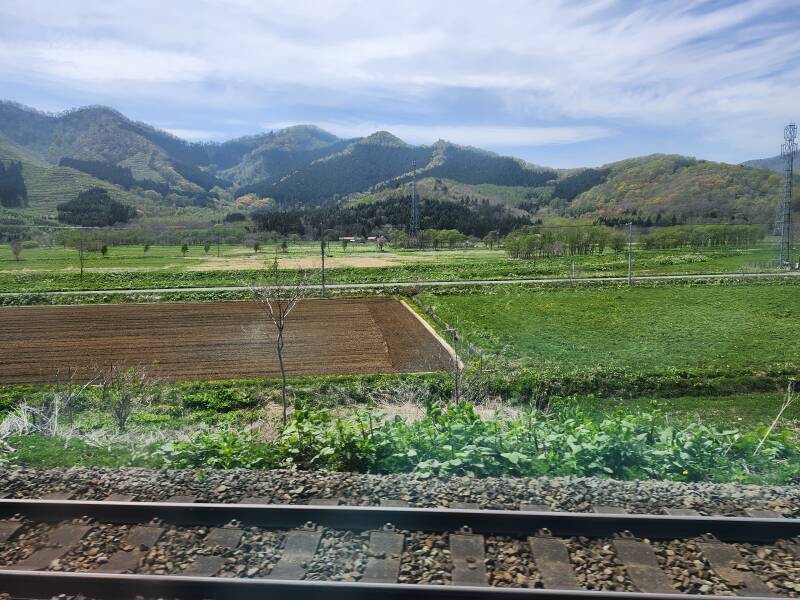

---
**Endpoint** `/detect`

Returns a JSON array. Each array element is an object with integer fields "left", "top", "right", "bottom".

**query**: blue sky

[{"left": 0, "top": 0, "right": 798, "bottom": 167}]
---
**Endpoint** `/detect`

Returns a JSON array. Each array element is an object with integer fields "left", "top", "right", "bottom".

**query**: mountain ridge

[{"left": 1, "top": 99, "right": 796, "bottom": 226}]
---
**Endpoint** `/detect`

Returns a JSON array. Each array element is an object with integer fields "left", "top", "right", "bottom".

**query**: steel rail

[
  {"left": 0, "top": 499, "right": 797, "bottom": 543},
  {"left": 0, "top": 570, "right": 779, "bottom": 600}
]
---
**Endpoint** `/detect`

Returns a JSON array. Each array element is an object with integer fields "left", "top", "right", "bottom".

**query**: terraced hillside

[{"left": 0, "top": 136, "right": 150, "bottom": 218}]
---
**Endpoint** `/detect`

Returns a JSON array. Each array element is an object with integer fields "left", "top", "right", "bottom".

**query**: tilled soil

[{"left": 0, "top": 299, "right": 452, "bottom": 384}]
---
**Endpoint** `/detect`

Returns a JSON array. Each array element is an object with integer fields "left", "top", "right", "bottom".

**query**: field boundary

[
  {"left": 2, "top": 269, "right": 799, "bottom": 299},
  {"left": 399, "top": 299, "right": 461, "bottom": 369}
]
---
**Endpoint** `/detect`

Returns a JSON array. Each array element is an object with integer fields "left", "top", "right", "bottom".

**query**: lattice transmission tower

[
  {"left": 410, "top": 159, "right": 420, "bottom": 239},
  {"left": 777, "top": 123, "right": 797, "bottom": 268}
]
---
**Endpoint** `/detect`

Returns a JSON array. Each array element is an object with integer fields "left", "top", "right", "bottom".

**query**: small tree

[
  {"left": 143, "top": 243, "right": 150, "bottom": 256},
  {"left": 253, "top": 241, "right": 261, "bottom": 254},
  {"left": 280, "top": 240, "right": 288, "bottom": 253},
  {"left": 319, "top": 227, "right": 337, "bottom": 297},
  {"left": 376, "top": 235, "right": 387, "bottom": 252},
  {"left": 181, "top": 243, "right": 189, "bottom": 257},
  {"left": 251, "top": 259, "right": 310, "bottom": 425},
  {"left": 99, "top": 365, "right": 153, "bottom": 433},
  {"left": 610, "top": 232, "right": 626, "bottom": 253},
  {"left": 101, "top": 244, "right": 109, "bottom": 258},
  {"left": 10, "top": 239, "right": 22, "bottom": 261},
  {"left": 77, "top": 238, "right": 86, "bottom": 286},
  {"left": 483, "top": 230, "right": 499, "bottom": 250},
  {"left": 341, "top": 239, "right": 349, "bottom": 252},
  {"left": 204, "top": 243, "right": 211, "bottom": 255}
]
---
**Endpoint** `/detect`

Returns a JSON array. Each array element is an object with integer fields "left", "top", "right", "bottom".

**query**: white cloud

[
  {"left": 0, "top": 0, "right": 797, "bottom": 158},
  {"left": 162, "top": 128, "right": 227, "bottom": 141},
  {"left": 0, "top": 40, "right": 208, "bottom": 83},
  {"left": 263, "top": 120, "right": 616, "bottom": 148}
]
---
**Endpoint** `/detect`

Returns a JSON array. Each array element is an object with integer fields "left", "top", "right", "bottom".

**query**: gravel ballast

[
  {"left": 1, "top": 468, "right": 798, "bottom": 517},
  {"left": 0, "top": 469, "right": 798, "bottom": 595}
]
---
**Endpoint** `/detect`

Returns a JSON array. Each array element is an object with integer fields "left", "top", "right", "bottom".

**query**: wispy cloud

[
  {"left": 162, "top": 127, "right": 227, "bottom": 141},
  {"left": 263, "top": 121, "right": 616, "bottom": 147},
  {"left": 0, "top": 0, "right": 796, "bottom": 164}
]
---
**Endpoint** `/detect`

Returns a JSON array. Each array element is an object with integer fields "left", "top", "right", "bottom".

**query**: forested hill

[
  {"left": 566, "top": 154, "right": 796, "bottom": 225},
  {"left": 0, "top": 101, "right": 557, "bottom": 203},
  {"left": 0, "top": 100, "right": 795, "bottom": 226},
  {"left": 742, "top": 154, "right": 799, "bottom": 174}
]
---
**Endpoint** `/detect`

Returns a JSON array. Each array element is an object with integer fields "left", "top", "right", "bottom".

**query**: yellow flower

[{"left": 682, "top": 469, "right": 689, "bottom": 475}]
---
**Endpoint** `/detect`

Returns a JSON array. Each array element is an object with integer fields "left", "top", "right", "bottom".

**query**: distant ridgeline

[
  {"left": 0, "top": 160, "right": 27, "bottom": 208},
  {"left": 0, "top": 100, "right": 796, "bottom": 228}
]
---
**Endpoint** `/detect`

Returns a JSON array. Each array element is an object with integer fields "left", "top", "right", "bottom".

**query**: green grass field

[
  {"left": 0, "top": 240, "right": 782, "bottom": 293},
  {"left": 561, "top": 392, "right": 799, "bottom": 426},
  {"left": 423, "top": 283, "right": 800, "bottom": 374}
]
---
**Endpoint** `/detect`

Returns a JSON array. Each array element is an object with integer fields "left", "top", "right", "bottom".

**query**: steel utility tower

[
  {"left": 410, "top": 159, "right": 420, "bottom": 239},
  {"left": 778, "top": 123, "right": 797, "bottom": 268}
]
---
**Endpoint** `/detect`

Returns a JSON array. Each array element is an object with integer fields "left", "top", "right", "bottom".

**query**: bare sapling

[
  {"left": 53, "top": 367, "right": 97, "bottom": 426},
  {"left": 754, "top": 380, "right": 796, "bottom": 456},
  {"left": 99, "top": 364, "right": 154, "bottom": 433},
  {"left": 10, "top": 239, "right": 23, "bottom": 261},
  {"left": 251, "top": 258, "right": 311, "bottom": 425}
]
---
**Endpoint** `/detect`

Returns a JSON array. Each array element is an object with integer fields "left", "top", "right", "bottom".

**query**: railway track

[{"left": 0, "top": 497, "right": 797, "bottom": 599}]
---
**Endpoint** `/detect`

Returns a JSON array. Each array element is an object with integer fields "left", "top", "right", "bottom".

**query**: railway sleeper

[
  {"left": 181, "top": 524, "right": 244, "bottom": 577},
  {"left": 361, "top": 524, "right": 405, "bottom": 584},
  {"left": 267, "top": 522, "right": 323, "bottom": 580},
  {"left": 3, "top": 523, "right": 90, "bottom": 571},
  {"left": 93, "top": 523, "right": 165, "bottom": 574},
  {"left": 0, "top": 518, "right": 23, "bottom": 544},
  {"left": 612, "top": 532, "right": 678, "bottom": 594},
  {"left": 527, "top": 529, "right": 581, "bottom": 590},
  {"left": 450, "top": 526, "right": 488, "bottom": 587},
  {"left": 698, "top": 535, "right": 778, "bottom": 597}
]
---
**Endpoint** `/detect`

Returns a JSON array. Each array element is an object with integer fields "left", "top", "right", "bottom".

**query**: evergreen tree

[{"left": 0, "top": 161, "right": 28, "bottom": 208}]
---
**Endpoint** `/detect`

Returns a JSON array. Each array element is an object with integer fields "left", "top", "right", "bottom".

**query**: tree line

[
  {"left": 505, "top": 225, "right": 626, "bottom": 259},
  {"left": 251, "top": 194, "right": 528, "bottom": 238},
  {"left": 639, "top": 224, "right": 766, "bottom": 249},
  {"left": 504, "top": 223, "right": 767, "bottom": 259}
]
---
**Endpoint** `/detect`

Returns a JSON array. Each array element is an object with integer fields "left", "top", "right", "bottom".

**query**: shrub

[
  {"left": 149, "top": 401, "right": 800, "bottom": 484},
  {"left": 182, "top": 387, "right": 259, "bottom": 411},
  {"left": 158, "top": 432, "right": 276, "bottom": 469}
]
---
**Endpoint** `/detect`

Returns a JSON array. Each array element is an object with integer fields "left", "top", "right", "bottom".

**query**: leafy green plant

[
  {"left": 183, "top": 387, "right": 258, "bottom": 412},
  {"left": 158, "top": 431, "right": 275, "bottom": 469}
]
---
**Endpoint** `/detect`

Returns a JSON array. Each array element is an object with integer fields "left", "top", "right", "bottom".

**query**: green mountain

[
  {"left": 244, "top": 131, "right": 434, "bottom": 202},
  {"left": 1, "top": 100, "right": 794, "bottom": 227},
  {"left": 243, "top": 135, "right": 557, "bottom": 203},
  {"left": 0, "top": 134, "right": 154, "bottom": 219},
  {"left": 742, "top": 154, "right": 798, "bottom": 173},
  {"left": 566, "top": 154, "right": 794, "bottom": 224},
  {"left": 0, "top": 102, "right": 208, "bottom": 193},
  {"left": 220, "top": 125, "right": 351, "bottom": 186}
]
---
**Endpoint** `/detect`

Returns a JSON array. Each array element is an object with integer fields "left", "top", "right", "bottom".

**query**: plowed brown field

[{"left": 0, "top": 299, "right": 453, "bottom": 384}]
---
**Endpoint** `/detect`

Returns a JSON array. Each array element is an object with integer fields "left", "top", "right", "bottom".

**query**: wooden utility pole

[
  {"left": 320, "top": 233, "right": 326, "bottom": 297},
  {"left": 78, "top": 238, "right": 85, "bottom": 288}
]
